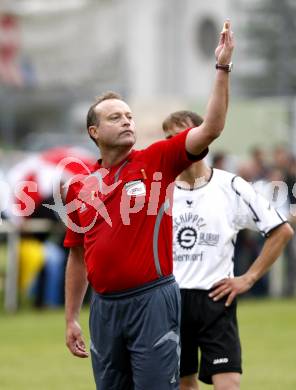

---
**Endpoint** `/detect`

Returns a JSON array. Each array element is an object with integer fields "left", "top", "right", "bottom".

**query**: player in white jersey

[{"left": 162, "top": 110, "right": 294, "bottom": 390}]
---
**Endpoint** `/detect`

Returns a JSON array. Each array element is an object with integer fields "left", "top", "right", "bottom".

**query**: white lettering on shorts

[{"left": 213, "top": 358, "right": 229, "bottom": 365}]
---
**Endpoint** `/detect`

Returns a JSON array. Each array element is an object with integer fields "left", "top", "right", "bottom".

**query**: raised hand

[{"left": 215, "top": 20, "right": 234, "bottom": 65}]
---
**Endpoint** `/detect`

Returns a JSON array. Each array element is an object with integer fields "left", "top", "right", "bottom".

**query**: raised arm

[
  {"left": 186, "top": 20, "right": 234, "bottom": 155},
  {"left": 209, "top": 223, "right": 294, "bottom": 306},
  {"left": 65, "top": 245, "right": 89, "bottom": 358}
]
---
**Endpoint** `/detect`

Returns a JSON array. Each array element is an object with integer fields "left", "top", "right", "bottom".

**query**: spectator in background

[
  {"left": 272, "top": 146, "right": 296, "bottom": 296},
  {"left": 235, "top": 145, "right": 296, "bottom": 297},
  {"left": 20, "top": 195, "right": 66, "bottom": 308},
  {"left": 234, "top": 159, "right": 268, "bottom": 294},
  {"left": 285, "top": 156, "right": 296, "bottom": 295},
  {"left": 250, "top": 146, "right": 269, "bottom": 180},
  {"left": 237, "top": 159, "right": 262, "bottom": 183},
  {"left": 273, "top": 145, "right": 291, "bottom": 174},
  {"left": 212, "top": 151, "right": 226, "bottom": 170}
]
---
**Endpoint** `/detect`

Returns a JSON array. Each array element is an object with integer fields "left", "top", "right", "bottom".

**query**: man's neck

[
  {"left": 100, "top": 147, "right": 133, "bottom": 168},
  {"left": 176, "top": 161, "right": 212, "bottom": 189}
]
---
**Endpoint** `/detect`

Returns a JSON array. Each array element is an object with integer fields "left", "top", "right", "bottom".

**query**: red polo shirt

[{"left": 64, "top": 129, "right": 207, "bottom": 293}]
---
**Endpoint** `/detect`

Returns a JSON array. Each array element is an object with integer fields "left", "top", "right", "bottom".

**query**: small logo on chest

[
  {"left": 186, "top": 200, "right": 193, "bottom": 208},
  {"left": 78, "top": 202, "right": 88, "bottom": 213},
  {"left": 124, "top": 180, "right": 146, "bottom": 196}
]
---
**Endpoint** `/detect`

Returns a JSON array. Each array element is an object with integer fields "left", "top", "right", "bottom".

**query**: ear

[{"left": 88, "top": 125, "right": 98, "bottom": 140}]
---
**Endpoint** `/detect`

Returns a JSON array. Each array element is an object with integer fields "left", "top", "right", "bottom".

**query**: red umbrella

[{"left": 7, "top": 146, "right": 97, "bottom": 218}]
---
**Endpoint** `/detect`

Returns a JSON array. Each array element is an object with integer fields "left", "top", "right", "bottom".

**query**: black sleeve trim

[
  {"left": 186, "top": 147, "right": 209, "bottom": 161},
  {"left": 275, "top": 209, "right": 286, "bottom": 223}
]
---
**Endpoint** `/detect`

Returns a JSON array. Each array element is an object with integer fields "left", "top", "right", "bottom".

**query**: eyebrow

[{"left": 108, "top": 111, "right": 132, "bottom": 117}]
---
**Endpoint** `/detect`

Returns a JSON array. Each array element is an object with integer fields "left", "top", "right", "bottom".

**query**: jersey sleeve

[
  {"left": 63, "top": 182, "right": 84, "bottom": 247},
  {"left": 231, "top": 176, "right": 287, "bottom": 237},
  {"left": 143, "top": 128, "right": 208, "bottom": 181}
]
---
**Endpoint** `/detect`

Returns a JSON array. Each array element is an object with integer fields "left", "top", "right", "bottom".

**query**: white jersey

[{"left": 173, "top": 168, "right": 287, "bottom": 290}]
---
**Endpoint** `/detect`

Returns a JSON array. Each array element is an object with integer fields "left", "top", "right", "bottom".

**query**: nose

[{"left": 122, "top": 116, "right": 131, "bottom": 127}]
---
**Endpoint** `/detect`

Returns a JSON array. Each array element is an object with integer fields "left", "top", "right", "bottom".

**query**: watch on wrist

[{"left": 215, "top": 62, "right": 233, "bottom": 72}]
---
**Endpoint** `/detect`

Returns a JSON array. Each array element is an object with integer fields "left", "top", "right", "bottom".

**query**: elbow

[
  {"left": 207, "top": 127, "right": 224, "bottom": 143},
  {"left": 205, "top": 121, "right": 225, "bottom": 141},
  {"left": 268, "top": 222, "right": 294, "bottom": 246},
  {"left": 285, "top": 223, "right": 294, "bottom": 242},
  {"left": 207, "top": 127, "right": 223, "bottom": 144},
  {"left": 280, "top": 223, "right": 294, "bottom": 244},
  {"left": 213, "top": 126, "right": 224, "bottom": 139}
]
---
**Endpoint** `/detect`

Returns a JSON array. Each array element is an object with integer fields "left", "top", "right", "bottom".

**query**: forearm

[
  {"left": 245, "top": 223, "right": 294, "bottom": 285},
  {"left": 186, "top": 72, "right": 229, "bottom": 154},
  {"left": 65, "top": 246, "right": 88, "bottom": 324},
  {"left": 203, "top": 70, "right": 229, "bottom": 137}
]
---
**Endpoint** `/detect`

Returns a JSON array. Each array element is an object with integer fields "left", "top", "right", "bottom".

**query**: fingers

[
  {"left": 211, "top": 279, "right": 228, "bottom": 288},
  {"left": 226, "top": 29, "right": 234, "bottom": 48},
  {"left": 74, "top": 340, "right": 89, "bottom": 358},
  {"left": 218, "top": 32, "right": 225, "bottom": 46},
  {"left": 209, "top": 285, "right": 232, "bottom": 302},
  {"left": 221, "top": 20, "right": 230, "bottom": 34},
  {"left": 66, "top": 333, "right": 89, "bottom": 358},
  {"left": 209, "top": 278, "right": 237, "bottom": 306},
  {"left": 220, "top": 20, "right": 229, "bottom": 45},
  {"left": 222, "top": 29, "right": 231, "bottom": 47},
  {"left": 225, "top": 291, "right": 236, "bottom": 307},
  {"left": 68, "top": 341, "right": 89, "bottom": 358},
  {"left": 221, "top": 19, "right": 234, "bottom": 47}
]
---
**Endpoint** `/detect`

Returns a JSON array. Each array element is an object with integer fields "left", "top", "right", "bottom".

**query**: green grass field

[{"left": 0, "top": 298, "right": 296, "bottom": 390}]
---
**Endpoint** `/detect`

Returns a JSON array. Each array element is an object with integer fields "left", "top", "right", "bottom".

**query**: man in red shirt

[{"left": 64, "top": 21, "right": 234, "bottom": 390}]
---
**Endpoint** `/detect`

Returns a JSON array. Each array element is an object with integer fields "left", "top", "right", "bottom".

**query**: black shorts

[{"left": 180, "top": 288, "right": 242, "bottom": 384}]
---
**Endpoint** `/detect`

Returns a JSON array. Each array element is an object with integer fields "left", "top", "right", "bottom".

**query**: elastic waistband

[
  {"left": 180, "top": 288, "right": 212, "bottom": 294},
  {"left": 94, "top": 275, "right": 176, "bottom": 300}
]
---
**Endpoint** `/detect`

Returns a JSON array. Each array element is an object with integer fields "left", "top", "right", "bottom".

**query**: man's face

[{"left": 91, "top": 99, "right": 136, "bottom": 148}]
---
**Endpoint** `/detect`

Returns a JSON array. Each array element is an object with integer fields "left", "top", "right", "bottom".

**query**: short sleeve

[
  {"left": 143, "top": 128, "right": 208, "bottom": 182},
  {"left": 231, "top": 176, "right": 287, "bottom": 237},
  {"left": 63, "top": 183, "right": 84, "bottom": 248}
]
